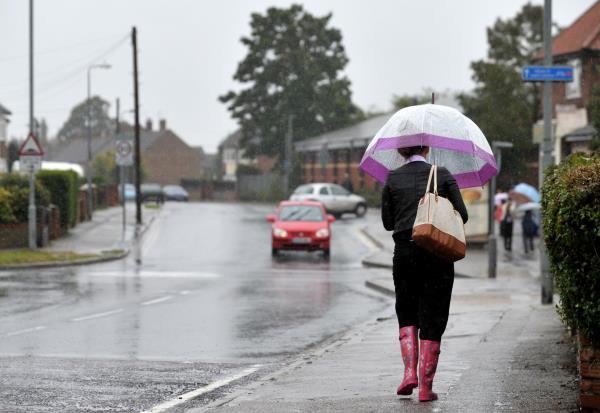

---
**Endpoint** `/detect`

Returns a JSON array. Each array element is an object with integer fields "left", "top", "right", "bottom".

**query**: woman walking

[{"left": 381, "top": 145, "right": 468, "bottom": 402}]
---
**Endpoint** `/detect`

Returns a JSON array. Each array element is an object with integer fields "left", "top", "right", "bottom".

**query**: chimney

[
  {"left": 145, "top": 118, "right": 153, "bottom": 131},
  {"left": 159, "top": 119, "right": 166, "bottom": 131}
]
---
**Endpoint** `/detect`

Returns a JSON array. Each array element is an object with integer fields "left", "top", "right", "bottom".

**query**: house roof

[
  {"left": 219, "top": 130, "right": 241, "bottom": 150},
  {"left": 49, "top": 130, "right": 163, "bottom": 164},
  {"left": 295, "top": 113, "right": 392, "bottom": 152},
  {"left": 539, "top": 0, "right": 600, "bottom": 58},
  {"left": 0, "top": 103, "right": 11, "bottom": 116}
]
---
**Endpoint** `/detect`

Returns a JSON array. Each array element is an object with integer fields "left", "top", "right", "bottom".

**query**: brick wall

[
  {"left": 144, "top": 132, "right": 203, "bottom": 186},
  {"left": 579, "top": 332, "right": 600, "bottom": 411}
]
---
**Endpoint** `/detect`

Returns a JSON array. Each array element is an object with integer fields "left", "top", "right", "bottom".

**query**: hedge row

[
  {"left": 542, "top": 153, "right": 600, "bottom": 342},
  {"left": 0, "top": 174, "right": 50, "bottom": 223},
  {"left": 37, "top": 170, "right": 80, "bottom": 228}
]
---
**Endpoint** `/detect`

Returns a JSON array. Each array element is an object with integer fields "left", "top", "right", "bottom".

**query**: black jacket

[{"left": 381, "top": 161, "right": 468, "bottom": 234}]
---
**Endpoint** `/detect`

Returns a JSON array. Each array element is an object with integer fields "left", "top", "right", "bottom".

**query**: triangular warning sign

[{"left": 18, "top": 133, "right": 44, "bottom": 156}]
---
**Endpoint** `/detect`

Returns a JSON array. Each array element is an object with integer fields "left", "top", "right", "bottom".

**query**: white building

[{"left": 0, "top": 103, "right": 11, "bottom": 173}]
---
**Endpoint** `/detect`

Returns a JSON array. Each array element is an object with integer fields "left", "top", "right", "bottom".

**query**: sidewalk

[
  {"left": 45, "top": 202, "right": 159, "bottom": 255},
  {"left": 193, "top": 212, "right": 579, "bottom": 413},
  {"left": 361, "top": 209, "right": 541, "bottom": 279}
]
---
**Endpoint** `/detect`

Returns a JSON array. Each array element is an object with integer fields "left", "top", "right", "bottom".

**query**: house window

[{"left": 565, "top": 59, "right": 582, "bottom": 100}]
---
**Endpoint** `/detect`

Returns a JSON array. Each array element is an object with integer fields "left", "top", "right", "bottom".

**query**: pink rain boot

[
  {"left": 418, "top": 340, "right": 441, "bottom": 402},
  {"left": 396, "top": 326, "right": 418, "bottom": 395}
]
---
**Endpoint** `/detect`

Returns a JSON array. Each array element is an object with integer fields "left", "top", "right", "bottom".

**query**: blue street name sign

[{"left": 522, "top": 66, "right": 573, "bottom": 82}]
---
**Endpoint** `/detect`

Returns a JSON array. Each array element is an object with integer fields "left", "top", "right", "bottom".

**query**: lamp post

[
  {"left": 488, "top": 140, "right": 513, "bottom": 279},
  {"left": 86, "top": 63, "right": 111, "bottom": 220}
]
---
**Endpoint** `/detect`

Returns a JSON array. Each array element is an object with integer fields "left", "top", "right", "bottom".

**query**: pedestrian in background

[
  {"left": 381, "top": 145, "right": 468, "bottom": 402},
  {"left": 522, "top": 210, "right": 537, "bottom": 254},
  {"left": 342, "top": 172, "right": 354, "bottom": 193},
  {"left": 500, "top": 199, "right": 513, "bottom": 252}
]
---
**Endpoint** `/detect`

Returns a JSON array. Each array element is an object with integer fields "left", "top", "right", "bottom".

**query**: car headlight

[
  {"left": 273, "top": 228, "right": 288, "bottom": 238},
  {"left": 315, "top": 228, "right": 329, "bottom": 238}
]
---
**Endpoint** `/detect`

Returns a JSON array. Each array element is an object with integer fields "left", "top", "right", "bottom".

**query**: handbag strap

[{"left": 424, "top": 165, "right": 438, "bottom": 196}]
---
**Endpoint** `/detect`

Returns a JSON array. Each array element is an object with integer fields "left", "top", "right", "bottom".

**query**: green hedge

[
  {"left": 0, "top": 173, "right": 50, "bottom": 223},
  {"left": 0, "top": 187, "right": 17, "bottom": 223},
  {"left": 542, "top": 153, "right": 600, "bottom": 342},
  {"left": 37, "top": 170, "right": 80, "bottom": 228}
]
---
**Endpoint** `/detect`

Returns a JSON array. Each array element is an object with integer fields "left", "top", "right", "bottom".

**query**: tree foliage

[
  {"left": 57, "top": 96, "right": 114, "bottom": 142},
  {"left": 92, "top": 150, "right": 118, "bottom": 185},
  {"left": 459, "top": 4, "right": 543, "bottom": 187},
  {"left": 588, "top": 65, "right": 600, "bottom": 152},
  {"left": 220, "top": 4, "right": 361, "bottom": 159},
  {"left": 391, "top": 93, "right": 430, "bottom": 110}
]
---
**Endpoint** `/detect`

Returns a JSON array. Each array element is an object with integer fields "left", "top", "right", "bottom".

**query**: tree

[
  {"left": 6, "top": 139, "right": 19, "bottom": 172},
  {"left": 92, "top": 150, "right": 118, "bottom": 185},
  {"left": 392, "top": 93, "right": 430, "bottom": 110},
  {"left": 57, "top": 96, "right": 113, "bottom": 142},
  {"left": 459, "top": 4, "right": 544, "bottom": 187},
  {"left": 220, "top": 4, "right": 361, "bottom": 159},
  {"left": 588, "top": 66, "right": 600, "bottom": 152}
]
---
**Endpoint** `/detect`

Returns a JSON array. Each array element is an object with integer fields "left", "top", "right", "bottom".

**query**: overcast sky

[{"left": 0, "top": 0, "right": 596, "bottom": 152}]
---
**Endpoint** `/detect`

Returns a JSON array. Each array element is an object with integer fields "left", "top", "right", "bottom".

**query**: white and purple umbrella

[{"left": 359, "top": 104, "right": 498, "bottom": 188}]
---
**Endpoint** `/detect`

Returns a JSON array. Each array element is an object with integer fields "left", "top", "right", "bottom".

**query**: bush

[
  {"left": 356, "top": 186, "right": 382, "bottom": 208},
  {"left": 0, "top": 173, "right": 50, "bottom": 222},
  {"left": 37, "top": 170, "right": 80, "bottom": 229},
  {"left": 542, "top": 153, "right": 600, "bottom": 342},
  {"left": 0, "top": 187, "right": 17, "bottom": 223}
]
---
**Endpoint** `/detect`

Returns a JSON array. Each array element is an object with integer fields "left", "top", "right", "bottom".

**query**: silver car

[{"left": 289, "top": 183, "right": 367, "bottom": 218}]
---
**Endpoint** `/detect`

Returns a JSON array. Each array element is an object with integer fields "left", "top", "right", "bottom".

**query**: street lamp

[
  {"left": 86, "top": 62, "right": 111, "bottom": 220},
  {"left": 488, "top": 140, "right": 514, "bottom": 279}
]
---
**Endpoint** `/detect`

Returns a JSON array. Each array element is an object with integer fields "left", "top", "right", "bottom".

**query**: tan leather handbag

[{"left": 412, "top": 165, "right": 466, "bottom": 262}]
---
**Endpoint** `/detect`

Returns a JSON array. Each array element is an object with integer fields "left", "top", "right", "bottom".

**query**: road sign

[
  {"left": 18, "top": 133, "right": 44, "bottom": 172},
  {"left": 522, "top": 66, "right": 573, "bottom": 82},
  {"left": 18, "top": 132, "right": 44, "bottom": 156},
  {"left": 115, "top": 140, "right": 134, "bottom": 166}
]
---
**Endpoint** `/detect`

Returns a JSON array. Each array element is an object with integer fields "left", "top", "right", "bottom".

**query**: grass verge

[{"left": 0, "top": 250, "right": 100, "bottom": 266}]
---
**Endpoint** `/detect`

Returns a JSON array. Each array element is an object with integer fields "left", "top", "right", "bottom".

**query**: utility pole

[
  {"left": 283, "top": 115, "right": 294, "bottom": 195},
  {"left": 540, "top": 0, "right": 554, "bottom": 304},
  {"left": 132, "top": 27, "right": 142, "bottom": 230},
  {"left": 116, "top": 98, "right": 126, "bottom": 243},
  {"left": 28, "top": 0, "right": 36, "bottom": 249}
]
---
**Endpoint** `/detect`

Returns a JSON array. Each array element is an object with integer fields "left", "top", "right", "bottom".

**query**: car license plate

[{"left": 292, "top": 237, "right": 311, "bottom": 244}]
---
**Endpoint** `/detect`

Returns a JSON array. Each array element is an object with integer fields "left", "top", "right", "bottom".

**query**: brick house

[
  {"left": 142, "top": 119, "right": 203, "bottom": 186},
  {"left": 536, "top": 0, "right": 600, "bottom": 160},
  {"left": 217, "top": 130, "right": 277, "bottom": 182},
  {"left": 50, "top": 118, "right": 203, "bottom": 187}
]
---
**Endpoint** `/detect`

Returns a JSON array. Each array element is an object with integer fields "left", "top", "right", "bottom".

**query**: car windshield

[
  {"left": 330, "top": 185, "right": 350, "bottom": 196},
  {"left": 164, "top": 185, "right": 185, "bottom": 194},
  {"left": 293, "top": 185, "right": 314, "bottom": 195},
  {"left": 279, "top": 205, "right": 324, "bottom": 222}
]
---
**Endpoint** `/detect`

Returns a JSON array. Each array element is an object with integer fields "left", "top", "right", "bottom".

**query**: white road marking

[
  {"left": 4, "top": 326, "right": 46, "bottom": 337},
  {"left": 141, "top": 295, "right": 173, "bottom": 306},
  {"left": 71, "top": 308, "right": 124, "bottom": 322},
  {"left": 89, "top": 271, "right": 221, "bottom": 279},
  {"left": 139, "top": 365, "right": 260, "bottom": 413}
]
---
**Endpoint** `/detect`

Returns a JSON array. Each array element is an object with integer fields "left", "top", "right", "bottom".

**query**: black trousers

[{"left": 392, "top": 236, "right": 454, "bottom": 342}]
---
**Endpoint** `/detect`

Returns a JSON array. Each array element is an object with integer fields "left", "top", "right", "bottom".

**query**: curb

[
  {"left": 364, "top": 279, "right": 395, "bottom": 297},
  {"left": 0, "top": 209, "right": 160, "bottom": 271}
]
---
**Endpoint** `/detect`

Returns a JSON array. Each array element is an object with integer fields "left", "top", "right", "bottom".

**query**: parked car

[
  {"left": 140, "top": 183, "right": 164, "bottom": 204},
  {"left": 163, "top": 185, "right": 189, "bottom": 202},
  {"left": 289, "top": 183, "right": 367, "bottom": 218},
  {"left": 266, "top": 201, "right": 335, "bottom": 258},
  {"left": 119, "top": 183, "right": 136, "bottom": 201}
]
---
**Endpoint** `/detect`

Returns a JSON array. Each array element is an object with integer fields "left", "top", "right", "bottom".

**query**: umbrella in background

[
  {"left": 510, "top": 183, "right": 540, "bottom": 204},
  {"left": 359, "top": 104, "right": 497, "bottom": 188},
  {"left": 516, "top": 202, "right": 541, "bottom": 213},
  {"left": 494, "top": 192, "right": 509, "bottom": 206}
]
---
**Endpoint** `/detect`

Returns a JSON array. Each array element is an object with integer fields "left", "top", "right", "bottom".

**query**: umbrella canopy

[
  {"left": 494, "top": 192, "right": 509, "bottom": 206},
  {"left": 359, "top": 104, "right": 498, "bottom": 188},
  {"left": 516, "top": 202, "right": 541, "bottom": 212},
  {"left": 511, "top": 183, "right": 540, "bottom": 204}
]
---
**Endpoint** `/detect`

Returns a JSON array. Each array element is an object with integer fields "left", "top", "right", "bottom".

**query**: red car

[{"left": 267, "top": 201, "right": 335, "bottom": 258}]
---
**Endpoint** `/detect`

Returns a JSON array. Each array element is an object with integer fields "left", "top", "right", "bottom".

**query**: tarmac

[{"left": 190, "top": 211, "right": 580, "bottom": 413}]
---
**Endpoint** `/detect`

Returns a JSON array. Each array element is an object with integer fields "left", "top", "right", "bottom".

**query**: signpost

[
  {"left": 18, "top": 132, "right": 44, "bottom": 249},
  {"left": 115, "top": 138, "right": 133, "bottom": 243},
  {"left": 522, "top": 66, "right": 573, "bottom": 82}
]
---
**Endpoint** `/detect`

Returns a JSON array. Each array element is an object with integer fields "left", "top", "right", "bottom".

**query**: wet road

[{"left": 0, "top": 203, "right": 389, "bottom": 412}]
